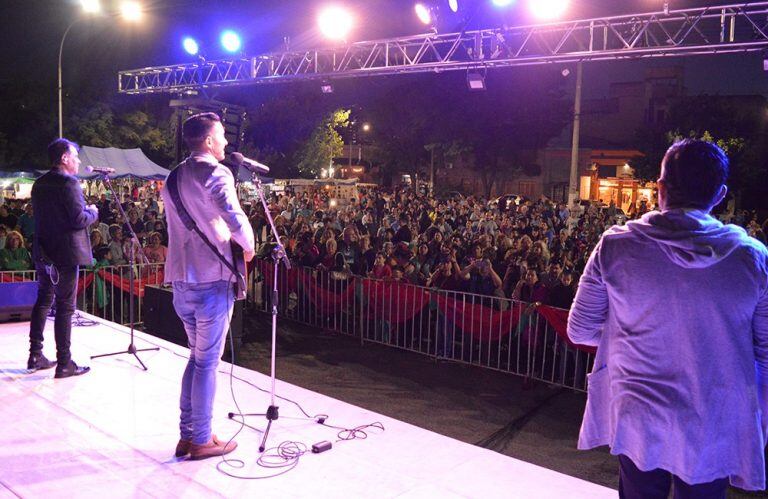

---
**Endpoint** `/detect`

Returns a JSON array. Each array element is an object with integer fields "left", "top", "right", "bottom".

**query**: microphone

[
  {"left": 85, "top": 165, "right": 115, "bottom": 175},
  {"left": 230, "top": 152, "right": 270, "bottom": 174}
]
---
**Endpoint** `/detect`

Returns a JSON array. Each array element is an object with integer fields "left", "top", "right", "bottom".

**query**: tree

[
  {"left": 241, "top": 86, "right": 335, "bottom": 177},
  {"left": 631, "top": 95, "right": 768, "bottom": 207},
  {"left": 439, "top": 69, "right": 571, "bottom": 197},
  {"left": 295, "top": 109, "right": 350, "bottom": 178},
  {"left": 68, "top": 103, "right": 174, "bottom": 166}
]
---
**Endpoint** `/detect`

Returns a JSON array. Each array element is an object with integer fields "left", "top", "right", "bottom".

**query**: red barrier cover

[
  {"left": 96, "top": 269, "right": 164, "bottom": 298},
  {"left": 299, "top": 270, "right": 356, "bottom": 313},
  {"left": 360, "top": 280, "right": 431, "bottom": 324},
  {"left": 435, "top": 294, "right": 521, "bottom": 341},
  {"left": 536, "top": 305, "right": 597, "bottom": 354}
]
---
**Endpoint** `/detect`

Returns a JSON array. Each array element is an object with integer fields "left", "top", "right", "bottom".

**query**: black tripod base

[
  {"left": 91, "top": 344, "right": 160, "bottom": 371},
  {"left": 228, "top": 405, "right": 279, "bottom": 453}
]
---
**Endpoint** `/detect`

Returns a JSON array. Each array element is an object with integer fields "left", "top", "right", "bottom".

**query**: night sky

[{"left": 1, "top": 0, "right": 766, "bottom": 112}]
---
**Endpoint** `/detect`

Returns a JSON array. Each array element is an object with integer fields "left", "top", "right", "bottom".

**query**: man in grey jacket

[
  {"left": 161, "top": 113, "right": 255, "bottom": 460},
  {"left": 568, "top": 139, "right": 768, "bottom": 496}
]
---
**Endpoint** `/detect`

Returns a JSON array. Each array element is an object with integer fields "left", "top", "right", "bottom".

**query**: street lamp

[{"left": 58, "top": 1, "right": 142, "bottom": 137}]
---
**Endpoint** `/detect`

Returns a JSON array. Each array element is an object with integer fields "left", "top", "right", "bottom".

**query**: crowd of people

[{"left": 1, "top": 182, "right": 766, "bottom": 310}]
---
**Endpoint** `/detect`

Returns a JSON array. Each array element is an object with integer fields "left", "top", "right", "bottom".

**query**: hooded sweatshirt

[{"left": 568, "top": 209, "right": 768, "bottom": 490}]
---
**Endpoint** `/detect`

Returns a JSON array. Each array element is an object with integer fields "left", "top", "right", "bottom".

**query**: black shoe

[
  {"left": 54, "top": 360, "right": 90, "bottom": 379},
  {"left": 27, "top": 353, "right": 57, "bottom": 372}
]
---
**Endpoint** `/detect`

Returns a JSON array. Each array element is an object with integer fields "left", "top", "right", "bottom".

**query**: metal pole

[
  {"left": 58, "top": 19, "right": 80, "bottom": 138},
  {"left": 567, "top": 61, "right": 584, "bottom": 207}
]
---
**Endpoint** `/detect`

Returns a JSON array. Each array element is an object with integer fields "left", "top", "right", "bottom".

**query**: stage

[{"left": 0, "top": 313, "right": 614, "bottom": 498}]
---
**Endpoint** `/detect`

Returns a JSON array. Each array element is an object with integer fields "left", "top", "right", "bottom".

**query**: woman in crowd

[
  {"left": 144, "top": 231, "right": 168, "bottom": 264},
  {"left": 0, "top": 230, "right": 32, "bottom": 271}
]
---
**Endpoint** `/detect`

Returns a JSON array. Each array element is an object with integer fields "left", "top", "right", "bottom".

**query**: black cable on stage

[{"left": 88, "top": 302, "right": 385, "bottom": 479}]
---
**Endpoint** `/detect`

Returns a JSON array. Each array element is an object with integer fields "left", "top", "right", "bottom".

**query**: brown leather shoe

[
  {"left": 189, "top": 435, "right": 237, "bottom": 460},
  {"left": 175, "top": 439, "right": 192, "bottom": 457}
]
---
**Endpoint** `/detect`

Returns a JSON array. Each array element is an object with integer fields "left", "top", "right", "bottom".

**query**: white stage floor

[{"left": 0, "top": 313, "right": 614, "bottom": 498}]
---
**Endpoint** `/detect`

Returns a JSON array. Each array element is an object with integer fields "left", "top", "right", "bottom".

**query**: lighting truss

[{"left": 119, "top": 2, "right": 768, "bottom": 94}]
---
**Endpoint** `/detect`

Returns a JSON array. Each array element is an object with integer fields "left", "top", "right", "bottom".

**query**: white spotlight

[
  {"left": 81, "top": 0, "right": 102, "bottom": 14},
  {"left": 318, "top": 6, "right": 354, "bottom": 41},
  {"left": 528, "top": 0, "right": 568, "bottom": 20},
  {"left": 448, "top": 0, "right": 459, "bottom": 13},
  {"left": 120, "top": 1, "right": 143, "bottom": 22},
  {"left": 415, "top": 3, "right": 432, "bottom": 25}
]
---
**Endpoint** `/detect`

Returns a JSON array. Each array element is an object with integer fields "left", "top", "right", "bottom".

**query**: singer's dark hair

[
  {"left": 48, "top": 138, "right": 79, "bottom": 166},
  {"left": 182, "top": 112, "right": 221, "bottom": 149},
  {"left": 660, "top": 139, "right": 729, "bottom": 210}
]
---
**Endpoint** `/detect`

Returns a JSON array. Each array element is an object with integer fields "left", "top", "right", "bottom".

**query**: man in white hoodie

[{"left": 568, "top": 139, "right": 768, "bottom": 497}]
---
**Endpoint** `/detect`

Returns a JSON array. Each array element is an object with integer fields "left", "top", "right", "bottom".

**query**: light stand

[
  {"left": 227, "top": 172, "right": 296, "bottom": 452},
  {"left": 91, "top": 173, "right": 159, "bottom": 369}
]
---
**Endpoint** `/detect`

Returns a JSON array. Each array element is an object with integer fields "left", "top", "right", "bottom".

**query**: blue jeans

[{"left": 172, "top": 280, "right": 234, "bottom": 445}]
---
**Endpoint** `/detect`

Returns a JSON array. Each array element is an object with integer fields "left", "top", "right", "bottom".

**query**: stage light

[
  {"left": 321, "top": 82, "right": 334, "bottom": 93},
  {"left": 220, "top": 30, "right": 242, "bottom": 53},
  {"left": 466, "top": 72, "right": 485, "bottom": 91},
  {"left": 448, "top": 0, "right": 459, "bottom": 13},
  {"left": 362, "top": 123, "right": 371, "bottom": 132},
  {"left": 318, "top": 6, "right": 354, "bottom": 41},
  {"left": 183, "top": 37, "right": 199, "bottom": 56},
  {"left": 491, "top": 0, "right": 515, "bottom": 7},
  {"left": 415, "top": 3, "right": 432, "bottom": 25},
  {"left": 119, "top": 1, "right": 143, "bottom": 21},
  {"left": 528, "top": 0, "right": 568, "bottom": 20},
  {"left": 81, "top": 0, "right": 102, "bottom": 14}
]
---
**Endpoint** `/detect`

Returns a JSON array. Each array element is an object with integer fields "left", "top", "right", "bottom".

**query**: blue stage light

[
  {"left": 220, "top": 30, "right": 242, "bottom": 53},
  {"left": 182, "top": 37, "right": 199, "bottom": 56},
  {"left": 491, "top": 0, "right": 515, "bottom": 7}
]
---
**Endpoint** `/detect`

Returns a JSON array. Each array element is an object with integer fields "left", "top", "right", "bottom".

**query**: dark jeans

[
  {"left": 619, "top": 454, "right": 728, "bottom": 499},
  {"left": 29, "top": 262, "right": 79, "bottom": 364}
]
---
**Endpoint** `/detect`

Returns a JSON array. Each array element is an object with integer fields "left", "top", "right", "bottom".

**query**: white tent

[{"left": 76, "top": 146, "right": 169, "bottom": 180}]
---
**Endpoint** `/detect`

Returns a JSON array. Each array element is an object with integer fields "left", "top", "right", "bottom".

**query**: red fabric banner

[
  {"left": 362, "top": 280, "right": 431, "bottom": 324},
  {"left": 254, "top": 259, "right": 298, "bottom": 294},
  {"left": 300, "top": 271, "right": 356, "bottom": 313},
  {"left": 1, "top": 274, "right": 28, "bottom": 283},
  {"left": 76, "top": 274, "right": 95, "bottom": 296},
  {"left": 435, "top": 294, "right": 521, "bottom": 341},
  {"left": 536, "top": 305, "right": 596, "bottom": 354},
  {"left": 96, "top": 269, "right": 164, "bottom": 298},
  {"left": 1, "top": 273, "right": 93, "bottom": 294}
]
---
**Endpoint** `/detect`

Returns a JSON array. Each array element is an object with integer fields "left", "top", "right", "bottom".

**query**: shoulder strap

[{"left": 166, "top": 162, "right": 241, "bottom": 278}]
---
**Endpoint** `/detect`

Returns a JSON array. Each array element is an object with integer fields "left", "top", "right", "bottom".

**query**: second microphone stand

[
  {"left": 91, "top": 173, "right": 159, "bottom": 369},
  {"left": 227, "top": 172, "right": 298, "bottom": 452}
]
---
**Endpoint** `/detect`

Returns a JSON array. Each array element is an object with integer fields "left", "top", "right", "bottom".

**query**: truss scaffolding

[{"left": 118, "top": 2, "right": 768, "bottom": 94}]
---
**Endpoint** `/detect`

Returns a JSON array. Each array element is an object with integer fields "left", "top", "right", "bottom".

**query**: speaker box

[
  {"left": 0, "top": 281, "right": 38, "bottom": 322},
  {"left": 143, "top": 285, "right": 244, "bottom": 361}
]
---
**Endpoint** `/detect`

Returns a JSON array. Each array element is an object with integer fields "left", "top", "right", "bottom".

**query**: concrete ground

[{"left": 237, "top": 311, "right": 764, "bottom": 498}]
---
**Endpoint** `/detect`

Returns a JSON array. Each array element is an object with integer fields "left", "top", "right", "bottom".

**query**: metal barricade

[
  {"left": 1, "top": 262, "right": 165, "bottom": 327},
  {"left": 247, "top": 258, "right": 594, "bottom": 392},
  {"left": 2, "top": 259, "right": 594, "bottom": 391}
]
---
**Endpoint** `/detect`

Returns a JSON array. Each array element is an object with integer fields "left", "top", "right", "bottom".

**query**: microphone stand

[
  {"left": 91, "top": 173, "right": 159, "bottom": 370},
  {"left": 227, "top": 171, "right": 299, "bottom": 452}
]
